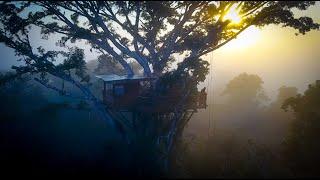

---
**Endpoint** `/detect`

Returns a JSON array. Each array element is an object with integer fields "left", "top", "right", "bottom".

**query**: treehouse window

[
  {"left": 114, "top": 85, "right": 125, "bottom": 96},
  {"left": 106, "top": 83, "right": 112, "bottom": 90}
]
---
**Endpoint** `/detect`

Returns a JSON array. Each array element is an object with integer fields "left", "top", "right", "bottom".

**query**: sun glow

[
  {"left": 222, "top": 26, "right": 261, "bottom": 51},
  {"left": 223, "top": 5, "right": 242, "bottom": 24},
  {"left": 219, "top": 4, "right": 262, "bottom": 50}
]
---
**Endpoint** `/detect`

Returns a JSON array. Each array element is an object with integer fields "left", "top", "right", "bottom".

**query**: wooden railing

[{"left": 102, "top": 88, "right": 207, "bottom": 111}]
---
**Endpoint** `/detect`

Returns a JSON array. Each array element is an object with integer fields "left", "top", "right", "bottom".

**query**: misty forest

[{"left": 0, "top": 1, "right": 320, "bottom": 178}]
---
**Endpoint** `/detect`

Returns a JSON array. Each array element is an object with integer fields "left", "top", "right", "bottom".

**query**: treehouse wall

[{"left": 103, "top": 81, "right": 141, "bottom": 109}]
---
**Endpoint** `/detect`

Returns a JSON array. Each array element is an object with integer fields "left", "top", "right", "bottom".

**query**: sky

[
  {"left": 202, "top": 3, "right": 320, "bottom": 102},
  {"left": 0, "top": 2, "right": 320, "bottom": 102}
]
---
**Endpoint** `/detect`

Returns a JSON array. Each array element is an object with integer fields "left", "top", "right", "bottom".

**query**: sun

[
  {"left": 223, "top": 5, "right": 242, "bottom": 24},
  {"left": 219, "top": 4, "right": 261, "bottom": 50}
]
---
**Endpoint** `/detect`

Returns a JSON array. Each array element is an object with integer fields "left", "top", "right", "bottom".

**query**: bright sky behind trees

[{"left": 0, "top": 2, "right": 319, "bottom": 101}]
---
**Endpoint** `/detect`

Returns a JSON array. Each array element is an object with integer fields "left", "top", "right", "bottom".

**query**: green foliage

[
  {"left": 176, "top": 133, "right": 292, "bottom": 178},
  {"left": 282, "top": 80, "right": 320, "bottom": 177}
]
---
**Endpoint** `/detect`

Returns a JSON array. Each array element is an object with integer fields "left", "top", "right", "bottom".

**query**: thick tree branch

[
  {"left": 102, "top": 2, "right": 158, "bottom": 62},
  {"left": 192, "top": 24, "right": 252, "bottom": 60},
  {"left": 158, "top": 2, "right": 207, "bottom": 67},
  {"left": 34, "top": 77, "right": 88, "bottom": 100}
]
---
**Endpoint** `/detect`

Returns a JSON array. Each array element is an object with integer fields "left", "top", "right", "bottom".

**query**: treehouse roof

[{"left": 95, "top": 74, "right": 155, "bottom": 83}]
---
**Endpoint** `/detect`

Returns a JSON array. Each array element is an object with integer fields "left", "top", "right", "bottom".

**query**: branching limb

[{"left": 34, "top": 77, "right": 89, "bottom": 100}]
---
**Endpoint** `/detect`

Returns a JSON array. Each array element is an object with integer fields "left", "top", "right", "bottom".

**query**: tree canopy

[{"left": 0, "top": 1, "right": 319, "bottom": 82}]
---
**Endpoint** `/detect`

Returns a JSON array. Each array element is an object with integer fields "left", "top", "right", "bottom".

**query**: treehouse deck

[
  {"left": 96, "top": 74, "right": 207, "bottom": 112},
  {"left": 133, "top": 95, "right": 205, "bottom": 112}
]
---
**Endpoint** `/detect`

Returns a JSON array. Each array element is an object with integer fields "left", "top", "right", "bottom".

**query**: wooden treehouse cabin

[{"left": 96, "top": 74, "right": 208, "bottom": 113}]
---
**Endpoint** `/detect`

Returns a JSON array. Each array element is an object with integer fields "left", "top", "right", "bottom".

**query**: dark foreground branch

[{"left": 34, "top": 77, "right": 89, "bottom": 101}]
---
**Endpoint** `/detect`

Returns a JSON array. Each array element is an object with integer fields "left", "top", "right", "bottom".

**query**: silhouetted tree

[
  {"left": 262, "top": 86, "right": 298, "bottom": 147},
  {"left": 282, "top": 80, "right": 320, "bottom": 177},
  {"left": 94, "top": 54, "right": 127, "bottom": 75},
  {"left": 222, "top": 73, "right": 269, "bottom": 108},
  {"left": 94, "top": 54, "right": 142, "bottom": 75}
]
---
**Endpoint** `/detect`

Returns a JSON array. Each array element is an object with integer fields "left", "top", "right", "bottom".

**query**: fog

[
  {"left": 0, "top": 58, "right": 318, "bottom": 177},
  {"left": 0, "top": 3, "right": 319, "bottom": 177}
]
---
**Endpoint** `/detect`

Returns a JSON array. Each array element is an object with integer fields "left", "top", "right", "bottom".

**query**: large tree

[{"left": 0, "top": 1, "right": 319, "bottom": 174}]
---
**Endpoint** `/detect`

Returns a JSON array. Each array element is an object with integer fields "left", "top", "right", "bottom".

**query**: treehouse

[{"left": 96, "top": 74, "right": 207, "bottom": 113}]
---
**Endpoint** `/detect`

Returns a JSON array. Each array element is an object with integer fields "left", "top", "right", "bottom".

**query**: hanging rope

[
  {"left": 207, "top": 58, "right": 211, "bottom": 139},
  {"left": 210, "top": 52, "right": 214, "bottom": 137},
  {"left": 207, "top": 52, "right": 214, "bottom": 139}
]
